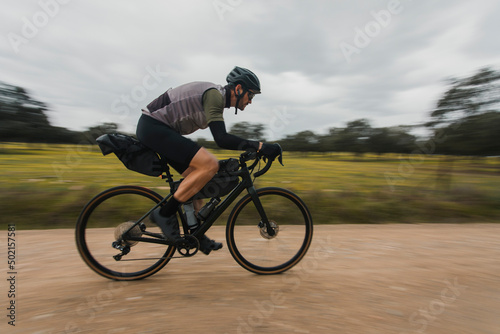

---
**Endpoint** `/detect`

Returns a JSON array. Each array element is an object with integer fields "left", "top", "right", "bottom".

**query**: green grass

[{"left": 1, "top": 142, "right": 499, "bottom": 229}]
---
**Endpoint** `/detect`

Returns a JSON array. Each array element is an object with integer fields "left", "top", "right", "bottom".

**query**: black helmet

[{"left": 226, "top": 66, "right": 261, "bottom": 93}]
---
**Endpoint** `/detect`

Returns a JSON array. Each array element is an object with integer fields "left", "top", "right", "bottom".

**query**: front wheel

[{"left": 226, "top": 187, "right": 313, "bottom": 274}]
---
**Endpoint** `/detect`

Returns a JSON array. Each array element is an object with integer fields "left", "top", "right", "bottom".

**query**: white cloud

[{"left": 1, "top": 0, "right": 500, "bottom": 139}]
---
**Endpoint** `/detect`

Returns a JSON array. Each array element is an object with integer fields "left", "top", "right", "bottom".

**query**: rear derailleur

[{"left": 112, "top": 241, "right": 130, "bottom": 261}]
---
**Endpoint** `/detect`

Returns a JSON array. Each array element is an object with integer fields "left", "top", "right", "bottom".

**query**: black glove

[{"left": 260, "top": 143, "right": 282, "bottom": 160}]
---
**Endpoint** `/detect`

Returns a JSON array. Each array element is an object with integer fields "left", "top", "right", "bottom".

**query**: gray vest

[{"left": 142, "top": 81, "right": 225, "bottom": 135}]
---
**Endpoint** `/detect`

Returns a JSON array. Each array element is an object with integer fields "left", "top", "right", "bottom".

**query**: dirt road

[{"left": 2, "top": 224, "right": 500, "bottom": 334}]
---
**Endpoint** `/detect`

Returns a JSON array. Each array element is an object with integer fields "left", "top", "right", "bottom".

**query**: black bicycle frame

[
  {"left": 122, "top": 160, "right": 271, "bottom": 246},
  {"left": 190, "top": 166, "right": 269, "bottom": 238}
]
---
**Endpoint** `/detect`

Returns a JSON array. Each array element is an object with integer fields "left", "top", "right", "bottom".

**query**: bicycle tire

[
  {"left": 226, "top": 187, "right": 313, "bottom": 274},
  {"left": 75, "top": 186, "right": 175, "bottom": 280}
]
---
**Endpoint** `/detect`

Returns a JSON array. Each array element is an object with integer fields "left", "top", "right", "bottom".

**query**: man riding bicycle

[{"left": 136, "top": 66, "right": 281, "bottom": 255}]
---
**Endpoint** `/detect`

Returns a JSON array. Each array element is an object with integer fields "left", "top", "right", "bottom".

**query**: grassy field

[{"left": 1, "top": 142, "right": 499, "bottom": 229}]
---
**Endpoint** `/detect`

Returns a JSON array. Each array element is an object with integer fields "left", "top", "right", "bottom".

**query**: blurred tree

[
  {"left": 334, "top": 119, "right": 372, "bottom": 155},
  {"left": 2, "top": 82, "right": 52, "bottom": 142},
  {"left": 428, "top": 67, "right": 500, "bottom": 127},
  {"left": 0, "top": 81, "right": 83, "bottom": 143},
  {"left": 428, "top": 66, "right": 500, "bottom": 156},
  {"left": 0, "top": 82, "right": 49, "bottom": 137},
  {"left": 317, "top": 127, "right": 342, "bottom": 152},
  {"left": 367, "top": 126, "right": 416, "bottom": 154},
  {"left": 281, "top": 130, "right": 320, "bottom": 152},
  {"left": 434, "top": 112, "right": 500, "bottom": 156},
  {"left": 229, "top": 122, "right": 266, "bottom": 141},
  {"left": 365, "top": 128, "right": 393, "bottom": 154}
]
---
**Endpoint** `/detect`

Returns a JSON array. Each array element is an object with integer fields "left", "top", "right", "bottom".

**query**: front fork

[{"left": 247, "top": 186, "right": 276, "bottom": 237}]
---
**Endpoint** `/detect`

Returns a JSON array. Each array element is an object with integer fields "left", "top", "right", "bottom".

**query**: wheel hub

[
  {"left": 114, "top": 221, "right": 143, "bottom": 247},
  {"left": 259, "top": 220, "right": 279, "bottom": 239}
]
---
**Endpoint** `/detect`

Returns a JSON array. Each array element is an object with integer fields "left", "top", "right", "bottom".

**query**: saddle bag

[{"left": 96, "top": 133, "right": 165, "bottom": 177}]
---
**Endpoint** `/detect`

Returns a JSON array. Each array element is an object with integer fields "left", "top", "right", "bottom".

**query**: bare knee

[
  {"left": 205, "top": 156, "right": 219, "bottom": 176},
  {"left": 191, "top": 148, "right": 219, "bottom": 176}
]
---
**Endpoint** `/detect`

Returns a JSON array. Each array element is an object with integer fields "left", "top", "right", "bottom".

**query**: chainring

[{"left": 176, "top": 235, "right": 200, "bottom": 257}]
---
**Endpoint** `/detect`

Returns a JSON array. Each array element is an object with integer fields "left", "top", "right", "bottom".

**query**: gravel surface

[{"left": 2, "top": 224, "right": 500, "bottom": 334}]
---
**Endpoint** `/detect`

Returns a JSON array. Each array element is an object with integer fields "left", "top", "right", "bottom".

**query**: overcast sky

[{"left": 2, "top": 0, "right": 500, "bottom": 140}]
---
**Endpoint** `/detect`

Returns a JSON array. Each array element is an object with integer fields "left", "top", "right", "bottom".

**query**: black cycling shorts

[{"left": 136, "top": 114, "right": 201, "bottom": 174}]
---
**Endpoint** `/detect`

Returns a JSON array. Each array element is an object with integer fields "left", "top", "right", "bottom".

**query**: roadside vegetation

[
  {"left": 1, "top": 142, "right": 499, "bottom": 230},
  {"left": 1, "top": 66, "right": 499, "bottom": 229}
]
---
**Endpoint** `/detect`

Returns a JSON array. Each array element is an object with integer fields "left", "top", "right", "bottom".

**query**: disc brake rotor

[{"left": 259, "top": 220, "right": 279, "bottom": 239}]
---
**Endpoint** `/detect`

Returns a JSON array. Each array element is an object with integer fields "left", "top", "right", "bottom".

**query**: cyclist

[{"left": 136, "top": 66, "right": 281, "bottom": 255}]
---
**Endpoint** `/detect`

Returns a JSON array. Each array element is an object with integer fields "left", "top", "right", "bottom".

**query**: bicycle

[{"left": 75, "top": 148, "right": 313, "bottom": 281}]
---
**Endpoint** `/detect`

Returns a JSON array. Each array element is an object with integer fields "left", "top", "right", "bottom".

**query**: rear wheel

[
  {"left": 226, "top": 187, "right": 313, "bottom": 274},
  {"left": 75, "top": 186, "right": 175, "bottom": 280}
]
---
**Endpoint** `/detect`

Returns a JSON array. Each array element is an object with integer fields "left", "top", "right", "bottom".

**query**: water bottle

[
  {"left": 197, "top": 197, "right": 221, "bottom": 221},
  {"left": 184, "top": 201, "right": 199, "bottom": 229}
]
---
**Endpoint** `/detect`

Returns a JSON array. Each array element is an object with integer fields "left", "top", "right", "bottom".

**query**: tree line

[
  {"left": 222, "top": 119, "right": 418, "bottom": 155},
  {"left": 1, "top": 67, "right": 499, "bottom": 156},
  {"left": 204, "top": 67, "right": 500, "bottom": 156}
]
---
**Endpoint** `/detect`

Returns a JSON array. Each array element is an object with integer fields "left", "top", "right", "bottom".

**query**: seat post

[{"left": 160, "top": 156, "right": 175, "bottom": 187}]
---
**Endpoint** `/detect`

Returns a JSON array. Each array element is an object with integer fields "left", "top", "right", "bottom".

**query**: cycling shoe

[
  {"left": 149, "top": 208, "right": 181, "bottom": 242},
  {"left": 199, "top": 235, "right": 223, "bottom": 255}
]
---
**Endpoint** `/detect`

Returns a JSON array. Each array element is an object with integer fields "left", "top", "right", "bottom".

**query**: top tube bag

[{"left": 96, "top": 133, "right": 165, "bottom": 177}]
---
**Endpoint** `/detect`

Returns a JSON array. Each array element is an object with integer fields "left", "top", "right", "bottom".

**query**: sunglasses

[{"left": 247, "top": 91, "right": 256, "bottom": 101}]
